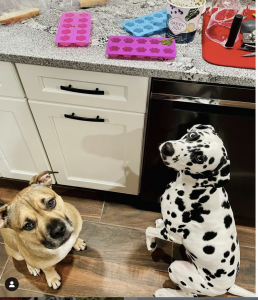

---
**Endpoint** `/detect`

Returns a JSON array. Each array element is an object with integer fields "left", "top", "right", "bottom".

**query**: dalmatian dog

[{"left": 146, "top": 124, "right": 255, "bottom": 297}]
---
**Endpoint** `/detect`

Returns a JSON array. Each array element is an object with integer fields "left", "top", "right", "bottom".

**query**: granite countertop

[{"left": 0, "top": 0, "right": 255, "bottom": 87}]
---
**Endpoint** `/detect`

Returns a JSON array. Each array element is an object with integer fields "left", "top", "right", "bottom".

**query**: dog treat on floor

[
  {"left": 0, "top": 8, "right": 40, "bottom": 25},
  {"left": 146, "top": 124, "right": 256, "bottom": 298},
  {"left": 80, "top": 0, "right": 109, "bottom": 7}
]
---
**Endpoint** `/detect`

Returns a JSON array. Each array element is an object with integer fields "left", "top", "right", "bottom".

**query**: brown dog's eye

[
  {"left": 47, "top": 198, "right": 56, "bottom": 209},
  {"left": 23, "top": 222, "right": 35, "bottom": 231}
]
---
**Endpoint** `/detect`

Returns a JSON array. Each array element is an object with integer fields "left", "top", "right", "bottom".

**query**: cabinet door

[
  {"left": 29, "top": 100, "right": 145, "bottom": 195},
  {"left": 0, "top": 97, "right": 51, "bottom": 180}
]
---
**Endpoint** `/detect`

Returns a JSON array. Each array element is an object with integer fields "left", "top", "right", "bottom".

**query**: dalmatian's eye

[
  {"left": 196, "top": 155, "right": 204, "bottom": 163},
  {"left": 187, "top": 132, "right": 199, "bottom": 141}
]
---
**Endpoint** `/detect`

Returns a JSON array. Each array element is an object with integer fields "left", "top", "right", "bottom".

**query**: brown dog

[{"left": 0, "top": 171, "right": 86, "bottom": 289}]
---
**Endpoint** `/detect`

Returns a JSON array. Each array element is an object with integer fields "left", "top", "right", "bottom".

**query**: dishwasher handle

[
  {"left": 172, "top": 100, "right": 254, "bottom": 118},
  {"left": 61, "top": 84, "right": 105, "bottom": 95}
]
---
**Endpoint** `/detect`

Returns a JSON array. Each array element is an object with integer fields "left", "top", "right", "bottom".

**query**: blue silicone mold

[{"left": 121, "top": 10, "right": 167, "bottom": 37}]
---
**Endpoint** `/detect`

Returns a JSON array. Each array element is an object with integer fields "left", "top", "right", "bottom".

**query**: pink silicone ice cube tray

[
  {"left": 55, "top": 12, "right": 92, "bottom": 47},
  {"left": 106, "top": 36, "right": 176, "bottom": 60}
]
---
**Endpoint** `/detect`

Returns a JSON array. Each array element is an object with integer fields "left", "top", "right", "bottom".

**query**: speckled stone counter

[{"left": 0, "top": 0, "right": 255, "bottom": 87}]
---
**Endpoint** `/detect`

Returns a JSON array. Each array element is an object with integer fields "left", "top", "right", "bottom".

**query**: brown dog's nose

[
  {"left": 161, "top": 142, "right": 174, "bottom": 157},
  {"left": 49, "top": 219, "right": 66, "bottom": 239}
]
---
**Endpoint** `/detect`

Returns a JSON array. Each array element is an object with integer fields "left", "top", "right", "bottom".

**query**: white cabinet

[
  {"left": 0, "top": 62, "right": 25, "bottom": 98},
  {"left": 0, "top": 97, "right": 51, "bottom": 180},
  {"left": 29, "top": 100, "right": 145, "bottom": 194}
]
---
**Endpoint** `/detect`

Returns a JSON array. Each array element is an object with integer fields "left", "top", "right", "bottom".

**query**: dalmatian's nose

[{"left": 161, "top": 142, "right": 174, "bottom": 157}]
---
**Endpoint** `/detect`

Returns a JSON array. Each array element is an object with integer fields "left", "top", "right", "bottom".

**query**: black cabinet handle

[
  {"left": 64, "top": 113, "right": 105, "bottom": 122},
  {"left": 60, "top": 84, "right": 104, "bottom": 95}
]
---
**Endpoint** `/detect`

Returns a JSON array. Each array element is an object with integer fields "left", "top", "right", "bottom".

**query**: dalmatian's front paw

[
  {"left": 146, "top": 227, "right": 157, "bottom": 252},
  {"left": 155, "top": 218, "right": 164, "bottom": 228},
  {"left": 155, "top": 288, "right": 190, "bottom": 297},
  {"left": 73, "top": 238, "right": 87, "bottom": 251}
]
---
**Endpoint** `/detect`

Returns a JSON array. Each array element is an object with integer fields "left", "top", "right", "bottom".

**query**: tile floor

[{"left": 0, "top": 178, "right": 255, "bottom": 297}]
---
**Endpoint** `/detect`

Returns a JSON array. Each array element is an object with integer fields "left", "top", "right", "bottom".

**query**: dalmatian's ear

[
  {"left": 202, "top": 155, "right": 230, "bottom": 188},
  {"left": 190, "top": 124, "right": 216, "bottom": 132}
]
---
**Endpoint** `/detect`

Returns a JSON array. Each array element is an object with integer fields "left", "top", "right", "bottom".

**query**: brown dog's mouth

[{"left": 41, "top": 231, "right": 73, "bottom": 250}]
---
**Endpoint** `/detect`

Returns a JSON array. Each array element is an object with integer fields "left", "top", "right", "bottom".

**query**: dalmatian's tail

[{"left": 228, "top": 284, "right": 256, "bottom": 297}]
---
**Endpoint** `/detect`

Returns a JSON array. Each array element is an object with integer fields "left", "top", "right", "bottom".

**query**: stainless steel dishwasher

[{"left": 140, "top": 79, "right": 255, "bottom": 226}]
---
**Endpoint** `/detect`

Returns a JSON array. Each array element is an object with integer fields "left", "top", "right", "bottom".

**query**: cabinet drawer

[
  {"left": 29, "top": 100, "right": 146, "bottom": 194},
  {"left": 17, "top": 64, "right": 149, "bottom": 113},
  {"left": 0, "top": 62, "right": 24, "bottom": 98}
]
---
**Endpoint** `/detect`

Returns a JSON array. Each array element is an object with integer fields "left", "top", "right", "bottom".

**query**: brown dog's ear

[
  {"left": 0, "top": 203, "right": 8, "bottom": 228},
  {"left": 29, "top": 171, "right": 58, "bottom": 189}
]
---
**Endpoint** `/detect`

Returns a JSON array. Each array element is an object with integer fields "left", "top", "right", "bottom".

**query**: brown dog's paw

[
  {"left": 73, "top": 238, "right": 87, "bottom": 251},
  {"left": 27, "top": 263, "right": 40, "bottom": 276},
  {"left": 47, "top": 273, "right": 61, "bottom": 289}
]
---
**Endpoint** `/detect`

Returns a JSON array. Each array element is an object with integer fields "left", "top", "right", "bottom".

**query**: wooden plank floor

[{"left": 0, "top": 178, "right": 255, "bottom": 297}]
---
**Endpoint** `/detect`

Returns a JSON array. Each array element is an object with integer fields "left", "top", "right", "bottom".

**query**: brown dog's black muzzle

[{"left": 48, "top": 219, "right": 66, "bottom": 239}]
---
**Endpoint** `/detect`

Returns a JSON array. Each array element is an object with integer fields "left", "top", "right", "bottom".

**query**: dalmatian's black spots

[
  {"left": 230, "top": 235, "right": 233, "bottom": 239},
  {"left": 187, "top": 162, "right": 193, "bottom": 166},
  {"left": 190, "top": 203, "right": 210, "bottom": 223},
  {"left": 183, "top": 229, "right": 190, "bottom": 239},
  {"left": 166, "top": 184, "right": 171, "bottom": 189},
  {"left": 171, "top": 212, "right": 177, "bottom": 218},
  {"left": 179, "top": 224, "right": 186, "bottom": 228},
  {"left": 175, "top": 197, "right": 185, "bottom": 211},
  {"left": 193, "top": 182, "right": 199, "bottom": 188},
  {"left": 215, "top": 269, "right": 227, "bottom": 277},
  {"left": 236, "top": 262, "right": 240, "bottom": 276},
  {"left": 189, "top": 189, "right": 206, "bottom": 200},
  {"left": 221, "top": 259, "right": 226, "bottom": 263},
  {"left": 203, "top": 268, "right": 211, "bottom": 275},
  {"left": 160, "top": 197, "right": 163, "bottom": 202},
  {"left": 210, "top": 187, "right": 217, "bottom": 194},
  {"left": 224, "top": 251, "right": 230, "bottom": 258},
  {"left": 206, "top": 276, "right": 210, "bottom": 281},
  {"left": 199, "top": 195, "right": 210, "bottom": 203},
  {"left": 230, "top": 255, "right": 235, "bottom": 265},
  {"left": 224, "top": 215, "right": 233, "bottom": 229},
  {"left": 208, "top": 283, "right": 214, "bottom": 287},
  {"left": 167, "top": 210, "right": 170, "bottom": 214},
  {"left": 236, "top": 236, "right": 239, "bottom": 244},
  {"left": 215, "top": 179, "right": 230, "bottom": 188},
  {"left": 164, "top": 162, "right": 170, "bottom": 166},
  {"left": 170, "top": 227, "right": 177, "bottom": 233},
  {"left": 177, "top": 229, "right": 183, "bottom": 233},
  {"left": 197, "top": 290, "right": 201, "bottom": 293},
  {"left": 210, "top": 275, "right": 216, "bottom": 279},
  {"left": 231, "top": 243, "right": 236, "bottom": 252},
  {"left": 161, "top": 227, "right": 168, "bottom": 240},
  {"left": 203, "top": 245, "right": 215, "bottom": 254},
  {"left": 180, "top": 281, "right": 187, "bottom": 286},
  {"left": 221, "top": 164, "right": 230, "bottom": 177},
  {"left": 204, "top": 145, "right": 210, "bottom": 148},
  {"left": 178, "top": 190, "right": 184, "bottom": 196},
  {"left": 203, "top": 231, "right": 217, "bottom": 241},
  {"left": 222, "top": 201, "right": 230, "bottom": 209},
  {"left": 209, "top": 157, "right": 215, "bottom": 164},
  {"left": 169, "top": 267, "right": 172, "bottom": 273},
  {"left": 167, "top": 194, "right": 170, "bottom": 200},
  {"left": 227, "top": 270, "right": 235, "bottom": 277},
  {"left": 150, "top": 242, "right": 157, "bottom": 249},
  {"left": 189, "top": 277, "right": 193, "bottom": 282},
  {"left": 164, "top": 219, "right": 172, "bottom": 227},
  {"left": 200, "top": 284, "right": 205, "bottom": 288},
  {"left": 195, "top": 125, "right": 210, "bottom": 130},
  {"left": 226, "top": 288, "right": 231, "bottom": 291},
  {"left": 203, "top": 165, "right": 207, "bottom": 169}
]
